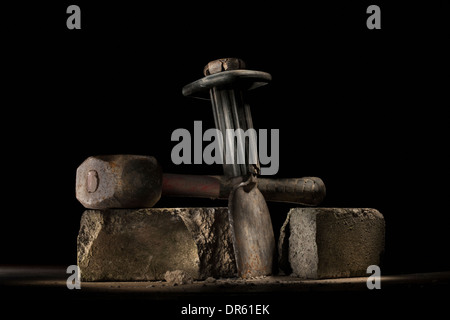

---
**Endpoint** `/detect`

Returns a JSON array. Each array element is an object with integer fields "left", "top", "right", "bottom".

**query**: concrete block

[
  {"left": 77, "top": 208, "right": 236, "bottom": 281},
  {"left": 278, "top": 208, "right": 385, "bottom": 279},
  {"left": 164, "top": 270, "right": 194, "bottom": 286}
]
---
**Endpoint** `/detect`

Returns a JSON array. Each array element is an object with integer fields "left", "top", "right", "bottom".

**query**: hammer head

[{"left": 76, "top": 155, "right": 162, "bottom": 209}]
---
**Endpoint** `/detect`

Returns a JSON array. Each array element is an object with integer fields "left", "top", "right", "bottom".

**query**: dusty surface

[{"left": 1, "top": 266, "right": 449, "bottom": 302}]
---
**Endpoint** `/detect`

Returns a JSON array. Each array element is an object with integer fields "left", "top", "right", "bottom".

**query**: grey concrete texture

[
  {"left": 77, "top": 208, "right": 237, "bottom": 281},
  {"left": 279, "top": 208, "right": 385, "bottom": 279}
]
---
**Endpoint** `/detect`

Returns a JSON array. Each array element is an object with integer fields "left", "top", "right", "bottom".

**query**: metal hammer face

[{"left": 76, "top": 154, "right": 162, "bottom": 209}]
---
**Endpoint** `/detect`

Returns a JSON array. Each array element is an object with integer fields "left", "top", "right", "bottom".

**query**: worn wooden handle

[
  {"left": 257, "top": 177, "right": 326, "bottom": 206},
  {"left": 162, "top": 174, "right": 326, "bottom": 206}
]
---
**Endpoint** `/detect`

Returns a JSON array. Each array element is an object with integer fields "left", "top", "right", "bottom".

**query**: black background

[{"left": 1, "top": 1, "right": 449, "bottom": 279}]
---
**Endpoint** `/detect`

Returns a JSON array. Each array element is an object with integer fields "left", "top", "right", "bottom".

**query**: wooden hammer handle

[
  {"left": 162, "top": 174, "right": 325, "bottom": 206},
  {"left": 256, "top": 177, "right": 326, "bottom": 206}
]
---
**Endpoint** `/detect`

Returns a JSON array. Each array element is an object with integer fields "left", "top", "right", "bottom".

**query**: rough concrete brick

[
  {"left": 278, "top": 208, "right": 385, "bottom": 279},
  {"left": 164, "top": 270, "right": 194, "bottom": 286},
  {"left": 77, "top": 208, "right": 236, "bottom": 281}
]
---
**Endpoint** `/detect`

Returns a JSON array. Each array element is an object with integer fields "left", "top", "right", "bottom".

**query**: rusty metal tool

[
  {"left": 76, "top": 154, "right": 326, "bottom": 209},
  {"left": 183, "top": 58, "right": 276, "bottom": 278}
]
